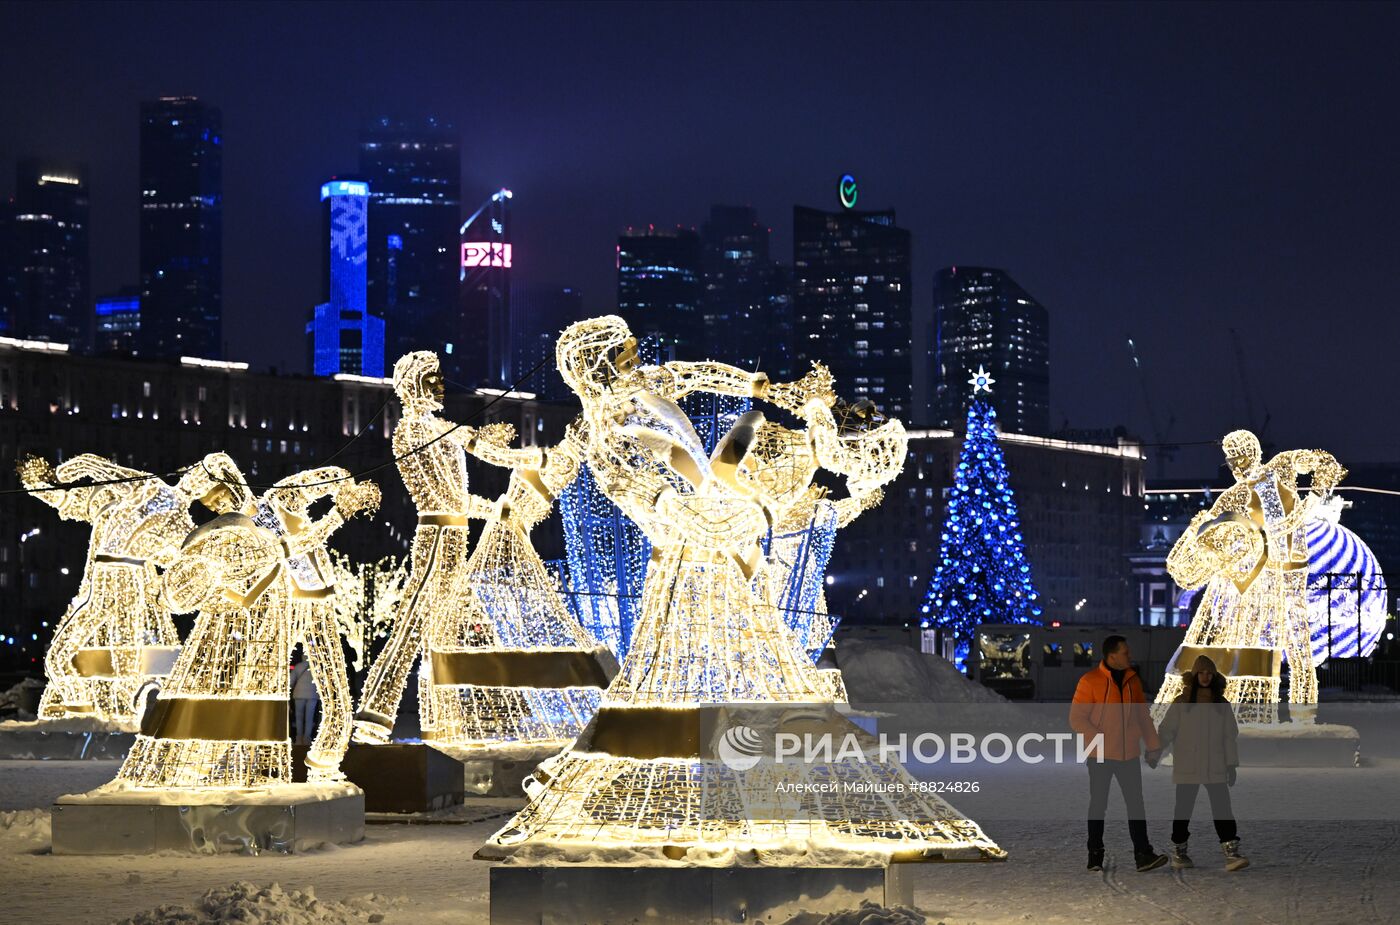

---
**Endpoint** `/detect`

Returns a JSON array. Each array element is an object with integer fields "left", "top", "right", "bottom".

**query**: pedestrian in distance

[
  {"left": 290, "top": 653, "right": 320, "bottom": 746},
  {"left": 1157, "top": 654, "right": 1249, "bottom": 872},
  {"left": 1070, "top": 634, "right": 1168, "bottom": 873}
]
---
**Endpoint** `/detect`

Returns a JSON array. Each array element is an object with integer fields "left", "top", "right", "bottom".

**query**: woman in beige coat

[{"left": 1157, "top": 655, "right": 1249, "bottom": 871}]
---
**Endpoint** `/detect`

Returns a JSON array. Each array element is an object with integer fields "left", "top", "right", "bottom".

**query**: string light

[
  {"left": 328, "top": 551, "right": 409, "bottom": 672},
  {"left": 483, "top": 316, "right": 1003, "bottom": 863},
  {"left": 1158, "top": 430, "right": 1345, "bottom": 723}
]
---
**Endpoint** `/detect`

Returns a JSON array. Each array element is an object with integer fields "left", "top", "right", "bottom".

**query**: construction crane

[{"left": 1127, "top": 337, "right": 1177, "bottom": 479}]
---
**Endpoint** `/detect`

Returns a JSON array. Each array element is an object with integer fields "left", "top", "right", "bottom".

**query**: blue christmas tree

[{"left": 918, "top": 369, "right": 1042, "bottom": 657}]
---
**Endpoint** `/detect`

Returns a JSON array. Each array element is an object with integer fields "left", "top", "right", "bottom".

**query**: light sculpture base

[
  {"left": 438, "top": 741, "right": 565, "bottom": 798},
  {"left": 488, "top": 863, "right": 913, "bottom": 925},
  {"left": 51, "top": 782, "right": 364, "bottom": 855},
  {"left": 338, "top": 742, "right": 466, "bottom": 814}
]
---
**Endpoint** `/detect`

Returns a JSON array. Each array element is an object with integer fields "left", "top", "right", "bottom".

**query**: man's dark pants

[{"left": 1087, "top": 757, "right": 1150, "bottom": 853}]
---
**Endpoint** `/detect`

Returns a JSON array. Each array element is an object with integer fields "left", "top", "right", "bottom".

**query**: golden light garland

[
  {"left": 115, "top": 462, "right": 379, "bottom": 788},
  {"left": 328, "top": 551, "right": 408, "bottom": 673},
  {"left": 1159, "top": 429, "right": 1345, "bottom": 723},
  {"left": 482, "top": 315, "right": 1004, "bottom": 863}
]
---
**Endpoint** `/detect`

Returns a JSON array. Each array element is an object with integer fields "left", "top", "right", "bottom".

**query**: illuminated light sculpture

[
  {"left": 328, "top": 552, "right": 409, "bottom": 672},
  {"left": 115, "top": 464, "right": 379, "bottom": 788},
  {"left": 15, "top": 452, "right": 243, "bottom": 725},
  {"left": 915, "top": 393, "right": 1043, "bottom": 666},
  {"left": 1304, "top": 501, "right": 1388, "bottom": 663},
  {"left": 481, "top": 316, "right": 1003, "bottom": 864},
  {"left": 1159, "top": 430, "right": 1345, "bottom": 723},
  {"left": 353, "top": 350, "right": 608, "bottom": 747}
]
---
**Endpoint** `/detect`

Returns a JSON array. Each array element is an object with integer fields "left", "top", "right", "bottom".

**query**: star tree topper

[{"left": 968, "top": 365, "right": 995, "bottom": 395}]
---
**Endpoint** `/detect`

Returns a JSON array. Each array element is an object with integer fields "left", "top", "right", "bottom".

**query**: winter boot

[
  {"left": 1087, "top": 848, "right": 1104, "bottom": 871},
  {"left": 1222, "top": 839, "right": 1249, "bottom": 871},
  {"left": 1170, "top": 840, "right": 1193, "bottom": 869},
  {"left": 1135, "top": 846, "right": 1168, "bottom": 871}
]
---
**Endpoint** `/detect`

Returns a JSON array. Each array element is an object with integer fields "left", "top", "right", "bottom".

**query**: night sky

[{"left": 3, "top": 1, "right": 1399, "bottom": 474}]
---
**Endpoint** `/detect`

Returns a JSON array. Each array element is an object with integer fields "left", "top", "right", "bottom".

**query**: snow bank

[
  {"left": 112, "top": 881, "right": 399, "bottom": 925},
  {"left": 0, "top": 677, "right": 43, "bottom": 719},
  {"left": 780, "top": 902, "right": 930, "bottom": 925},
  {"left": 0, "top": 715, "right": 138, "bottom": 734},
  {"left": 0, "top": 808, "right": 51, "bottom": 849},
  {"left": 837, "top": 640, "right": 1005, "bottom": 705}
]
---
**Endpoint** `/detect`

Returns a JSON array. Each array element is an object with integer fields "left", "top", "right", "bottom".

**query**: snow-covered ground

[{"left": 2, "top": 753, "right": 1397, "bottom": 924}]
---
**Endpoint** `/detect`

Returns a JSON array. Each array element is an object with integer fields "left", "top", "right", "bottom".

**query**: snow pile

[
  {"left": 836, "top": 639, "right": 1007, "bottom": 705},
  {"left": 0, "top": 677, "right": 43, "bottom": 718},
  {"left": 781, "top": 901, "right": 931, "bottom": 925},
  {"left": 113, "top": 881, "right": 399, "bottom": 925},
  {"left": 0, "top": 808, "right": 52, "bottom": 849},
  {"left": 0, "top": 714, "right": 138, "bottom": 734}
]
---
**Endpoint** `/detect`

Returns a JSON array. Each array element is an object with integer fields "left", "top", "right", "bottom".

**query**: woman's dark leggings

[{"left": 1171, "top": 782, "right": 1238, "bottom": 843}]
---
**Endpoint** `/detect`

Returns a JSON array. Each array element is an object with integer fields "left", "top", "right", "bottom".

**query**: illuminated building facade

[
  {"left": 510, "top": 285, "right": 582, "bottom": 399},
  {"left": 138, "top": 97, "right": 222, "bottom": 360},
  {"left": 2, "top": 159, "right": 90, "bottom": 349},
  {"left": 358, "top": 118, "right": 461, "bottom": 362},
  {"left": 306, "top": 179, "right": 385, "bottom": 377},
  {"left": 94, "top": 288, "right": 141, "bottom": 356},
  {"left": 792, "top": 205, "right": 912, "bottom": 421},
  {"left": 616, "top": 227, "right": 703, "bottom": 360},
  {"left": 931, "top": 266, "right": 1050, "bottom": 436},
  {"left": 700, "top": 205, "right": 793, "bottom": 379},
  {"left": 457, "top": 189, "right": 513, "bottom": 387}
]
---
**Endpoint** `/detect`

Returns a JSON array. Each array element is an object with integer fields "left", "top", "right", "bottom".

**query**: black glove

[
  {"left": 1227, "top": 766, "right": 1237, "bottom": 787},
  {"left": 1145, "top": 749, "right": 1161, "bottom": 770}
]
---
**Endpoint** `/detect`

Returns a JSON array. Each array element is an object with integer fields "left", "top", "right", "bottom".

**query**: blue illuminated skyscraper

[
  {"left": 95, "top": 286, "right": 141, "bottom": 355},
  {"left": 138, "top": 96, "right": 222, "bottom": 359},
  {"left": 306, "top": 179, "right": 385, "bottom": 377}
]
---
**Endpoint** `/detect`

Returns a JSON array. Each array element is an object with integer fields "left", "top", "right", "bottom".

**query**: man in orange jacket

[{"left": 1070, "top": 634, "right": 1167, "bottom": 873}]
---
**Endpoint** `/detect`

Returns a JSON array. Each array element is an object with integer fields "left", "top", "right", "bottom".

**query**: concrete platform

[
  {"left": 489, "top": 864, "right": 911, "bottom": 925},
  {"left": 51, "top": 783, "right": 364, "bottom": 855},
  {"left": 438, "top": 743, "right": 563, "bottom": 798},
  {"left": 341, "top": 742, "right": 465, "bottom": 813}
]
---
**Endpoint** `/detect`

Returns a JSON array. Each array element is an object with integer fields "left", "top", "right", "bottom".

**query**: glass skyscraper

[
  {"left": 306, "top": 179, "right": 385, "bottom": 378},
  {"left": 2, "top": 159, "right": 90, "bottom": 348},
  {"left": 617, "top": 227, "right": 703, "bottom": 361},
  {"left": 931, "top": 266, "right": 1050, "bottom": 436},
  {"left": 138, "top": 97, "right": 222, "bottom": 359},
  {"left": 699, "top": 205, "right": 792, "bottom": 379},
  {"left": 94, "top": 287, "right": 141, "bottom": 356},
  {"left": 358, "top": 117, "right": 460, "bottom": 366},
  {"left": 792, "top": 205, "right": 912, "bottom": 421}
]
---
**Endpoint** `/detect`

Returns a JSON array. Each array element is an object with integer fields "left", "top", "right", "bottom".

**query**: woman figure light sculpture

[
  {"left": 1159, "top": 429, "right": 1345, "bottom": 723},
  {"left": 115, "top": 463, "right": 378, "bottom": 789},
  {"left": 353, "top": 350, "right": 580, "bottom": 744},
  {"left": 481, "top": 315, "right": 1004, "bottom": 864},
  {"left": 16, "top": 452, "right": 242, "bottom": 725}
]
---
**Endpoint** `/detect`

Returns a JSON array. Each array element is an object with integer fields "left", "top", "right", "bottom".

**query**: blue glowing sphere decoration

[{"left": 1305, "top": 517, "right": 1388, "bottom": 663}]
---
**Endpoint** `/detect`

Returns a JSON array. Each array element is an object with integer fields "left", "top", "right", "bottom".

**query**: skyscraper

[
  {"left": 931, "top": 266, "right": 1049, "bottom": 436},
  {"left": 511, "top": 285, "right": 583, "bottom": 399},
  {"left": 305, "top": 179, "right": 385, "bottom": 378},
  {"left": 616, "top": 227, "right": 703, "bottom": 360},
  {"left": 699, "top": 205, "right": 792, "bottom": 378},
  {"left": 458, "top": 188, "right": 512, "bottom": 387},
  {"left": 358, "top": 117, "right": 460, "bottom": 364},
  {"left": 138, "top": 97, "right": 222, "bottom": 360},
  {"left": 2, "top": 159, "right": 90, "bottom": 348},
  {"left": 94, "top": 286, "right": 141, "bottom": 356},
  {"left": 792, "top": 204, "right": 912, "bottom": 420}
]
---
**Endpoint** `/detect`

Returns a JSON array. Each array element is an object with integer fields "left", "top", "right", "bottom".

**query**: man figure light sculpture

[
  {"left": 16, "top": 452, "right": 244, "bottom": 724},
  {"left": 1159, "top": 429, "right": 1345, "bottom": 723}
]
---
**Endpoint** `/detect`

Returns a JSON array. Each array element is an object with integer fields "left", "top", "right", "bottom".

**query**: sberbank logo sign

[{"left": 839, "top": 174, "right": 858, "bottom": 209}]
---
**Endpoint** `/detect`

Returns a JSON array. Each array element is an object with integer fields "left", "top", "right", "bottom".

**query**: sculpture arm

[
  {"left": 1292, "top": 449, "right": 1346, "bottom": 495},
  {"left": 833, "top": 485, "right": 884, "bottom": 528},
  {"left": 16, "top": 455, "right": 78, "bottom": 515},
  {"left": 284, "top": 479, "right": 381, "bottom": 556},
  {"left": 664, "top": 360, "right": 771, "bottom": 402},
  {"left": 54, "top": 453, "right": 149, "bottom": 486}
]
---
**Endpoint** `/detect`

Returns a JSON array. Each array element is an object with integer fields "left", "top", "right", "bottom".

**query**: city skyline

[{"left": 2, "top": 2, "right": 1399, "bottom": 472}]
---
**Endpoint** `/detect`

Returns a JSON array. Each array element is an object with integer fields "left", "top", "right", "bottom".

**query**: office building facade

[
  {"left": 94, "top": 287, "right": 142, "bottom": 356},
  {"left": 2, "top": 160, "right": 90, "bottom": 349},
  {"left": 138, "top": 97, "right": 222, "bottom": 360},
  {"left": 617, "top": 227, "right": 703, "bottom": 361},
  {"left": 358, "top": 118, "right": 461, "bottom": 364},
  {"left": 931, "top": 266, "right": 1050, "bottom": 436},
  {"left": 306, "top": 179, "right": 385, "bottom": 378},
  {"left": 699, "top": 205, "right": 793, "bottom": 378},
  {"left": 792, "top": 205, "right": 912, "bottom": 421},
  {"left": 511, "top": 285, "right": 583, "bottom": 399}
]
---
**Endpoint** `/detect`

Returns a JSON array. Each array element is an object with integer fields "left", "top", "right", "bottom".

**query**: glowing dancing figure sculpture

[
  {"left": 1158, "top": 430, "right": 1345, "bottom": 723},
  {"left": 353, "top": 350, "right": 558, "bottom": 744},
  {"left": 16, "top": 452, "right": 241, "bottom": 724},
  {"left": 427, "top": 434, "right": 612, "bottom": 749},
  {"left": 482, "top": 316, "right": 1004, "bottom": 864},
  {"left": 115, "top": 466, "right": 378, "bottom": 789}
]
